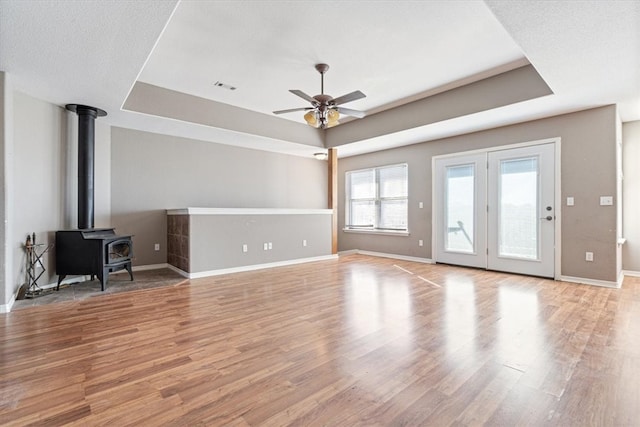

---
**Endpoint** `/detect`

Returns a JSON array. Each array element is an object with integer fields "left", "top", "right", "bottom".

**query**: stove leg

[
  {"left": 57, "top": 275, "right": 66, "bottom": 291},
  {"left": 126, "top": 262, "right": 134, "bottom": 281},
  {"left": 97, "top": 269, "right": 106, "bottom": 291}
]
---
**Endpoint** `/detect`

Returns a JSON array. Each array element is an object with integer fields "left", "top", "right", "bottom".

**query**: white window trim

[
  {"left": 345, "top": 163, "right": 409, "bottom": 234},
  {"left": 342, "top": 228, "right": 410, "bottom": 236}
]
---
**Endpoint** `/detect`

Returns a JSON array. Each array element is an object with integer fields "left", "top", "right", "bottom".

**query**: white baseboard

[
  {"left": 338, "top": 249, "right": 358, "bottom": 256},
  {"left": 167, "top": 264, "right": 189, "bottom": 278},
  {"left": 0, "top": 294, "right": 16, "bottom": 313},
  {"left": 341, "top": 249, "right": 434, "bottom": 264},
  {"left": 559, "top": 275, "right": 621, "bottom": 289},
  {"left": 623, "top": 270, "right": 640, "bottom": 278},
  {"left": 178, "top": 255, "right": 339, "bottom": 279}
]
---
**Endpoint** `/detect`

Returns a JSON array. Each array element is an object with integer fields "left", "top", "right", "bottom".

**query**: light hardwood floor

[{"left": 1, "top": 254, "right": 639, "bottom": 426}]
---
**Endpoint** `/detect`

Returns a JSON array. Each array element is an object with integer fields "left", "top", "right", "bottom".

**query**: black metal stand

[{"left": 25, "top": 243, "right": 53, "bottom": 298}]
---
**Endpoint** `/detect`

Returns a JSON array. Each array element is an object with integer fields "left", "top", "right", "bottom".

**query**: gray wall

[
  {"left": 189, "top": 213, "right": 332, "bottom": 273},
  {"left": 110, "top": 127, "right": 328, "bottom": 267},
  {"left": 338, "top": 105, "right": 618, "bottom": 282},
  {"left": 623, "top": 120, "right": 640, "bottom": 271}
]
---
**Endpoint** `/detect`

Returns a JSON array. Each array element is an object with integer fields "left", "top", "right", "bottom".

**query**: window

[{"left": 345, "top": 163, "right": 408, "bottom": 232}]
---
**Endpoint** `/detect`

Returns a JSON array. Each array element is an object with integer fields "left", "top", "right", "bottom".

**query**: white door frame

[{"left": 432, "top": 137, "right": 562, "bottom": 280}]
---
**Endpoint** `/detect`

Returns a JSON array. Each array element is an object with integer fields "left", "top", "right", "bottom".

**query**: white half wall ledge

[{"left": 169, "top": 255, "right": 339, "bottom": 279}]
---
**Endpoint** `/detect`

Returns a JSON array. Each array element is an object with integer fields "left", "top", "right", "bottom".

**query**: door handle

[{"left": 540, "top": 215, "right": 553, "bottom": 221}]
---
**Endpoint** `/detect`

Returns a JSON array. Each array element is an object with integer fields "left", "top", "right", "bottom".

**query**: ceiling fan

[{"left": 273, "top": 63, "right": 366, "bottom": 129}]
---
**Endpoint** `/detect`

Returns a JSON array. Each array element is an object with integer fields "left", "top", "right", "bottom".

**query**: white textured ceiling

[
  {"left": 137, "top": 1, "right": 526, "bottom": 122},
  {"left": 1, "top": 0, "right": 639, "bottom": 158}
]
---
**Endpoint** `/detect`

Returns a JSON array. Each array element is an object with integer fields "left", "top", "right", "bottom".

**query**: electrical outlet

[
  {"left": 585, "top": 252, "right": 594, "bottom": 262},
  {"left": 600, "top": 196, "right": 613, "bottom": 206},
  {"left": 303, "top": 239, "right": 307, "bottom": 247},
  {"left": 418, "top": 239, "right": 423, "bottom": 247},
  {"left": 154, "top": 243, "right": 160, "bottom": 251},
  {"left": 567, "top": 197, "right": 574, "bottom": 206},
  {"left": 419, "top": 202, "right": 424, "bottom": 209},
  {"left": 242, "top": 244, "right": 248, "bottom": 253}
]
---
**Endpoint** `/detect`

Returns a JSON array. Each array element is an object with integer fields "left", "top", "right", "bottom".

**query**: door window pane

[
  {"left": 445, "top": 164, "right": 474, "bottom": 253},
  {"left": 499, "top": 157, "right": 538, "bottom": 259}
]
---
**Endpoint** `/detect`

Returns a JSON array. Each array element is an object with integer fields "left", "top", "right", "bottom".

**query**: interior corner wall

[
  {"left": 338, "top": 105, "right": 618, "bottom": 283},
  {"left": 11, "top": 92, "right": 68, "bottom": 294},
  {"left": 8, "top": 91, "right": 112, "bottom": 301},
  {"left": 110, "top": 127, "right": 328, "bottom": 267},
  {"left": 623, "top": 120, "right": 640, "bottom": 272},
  {"left": 0, "top": 71, "right": 14, "bottom": 310}
]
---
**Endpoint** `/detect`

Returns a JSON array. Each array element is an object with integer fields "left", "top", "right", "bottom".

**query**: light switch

[
  {"left": 567, "top": 197, "right": 574, "bottom": 206},
  {"left": 600, "top": 196, "right": 613, "bottom": 206},
  {"left": 419, "top": 202, "right": 424, "bottom": 209}
]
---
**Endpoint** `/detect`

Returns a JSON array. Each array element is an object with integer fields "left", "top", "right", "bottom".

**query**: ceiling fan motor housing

[{"left": 313, "top": 94, "right": 334, "bottom": 111}]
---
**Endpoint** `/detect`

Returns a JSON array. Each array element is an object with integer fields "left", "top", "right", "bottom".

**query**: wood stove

[
  {"left": 56, "top": 229, "right": 133, "bottom": 291},
  {"left": 55, "top": 104, "right": 134, "bottom": 291}
]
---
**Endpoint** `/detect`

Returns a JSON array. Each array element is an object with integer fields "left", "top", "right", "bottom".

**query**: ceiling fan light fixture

[
  {"left": 304, "top": 110, "right": 318, "bottom": 127},
  {"left": 327, "top": 109, "right": 340, "bottom": 127}
]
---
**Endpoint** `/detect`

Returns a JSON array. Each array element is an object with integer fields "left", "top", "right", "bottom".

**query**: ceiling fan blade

[
  {"left": 332, "top": 90, "right": 366, "bottom": 106},
  {"left": 336, "top": 107, "right": 366, "bottom": 118},
  {"left": 273, "top": 107, "right": 313, "bottom": 115},
  {"left": 290, "top": 90, "right": 317, "bottom": 104}
]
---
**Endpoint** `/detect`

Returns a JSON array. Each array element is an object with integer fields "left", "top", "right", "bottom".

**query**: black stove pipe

[{"left": 65, "top": 104, "right": 107, "bottom": 230}]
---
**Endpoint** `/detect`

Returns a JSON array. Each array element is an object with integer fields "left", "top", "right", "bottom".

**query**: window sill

[{"left": 342, "top": 228, "right": 410, "bottom": 236}]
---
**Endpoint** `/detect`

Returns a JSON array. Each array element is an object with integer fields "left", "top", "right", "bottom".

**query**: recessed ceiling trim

[
  {"left": 326, "top": 64, "right": 553, "bottom": 148},
  {"left": 123, "top": 81, "right": 324, "bottom": 148}
]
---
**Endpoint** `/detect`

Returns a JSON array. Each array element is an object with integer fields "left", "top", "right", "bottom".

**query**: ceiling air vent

[{"left": 214, "top": 81, "right": 236, "bottom": 91}]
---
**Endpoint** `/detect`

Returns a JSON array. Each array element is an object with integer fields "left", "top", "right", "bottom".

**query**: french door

[{"left": 434, "top": 143, "right": 556, "bottom": 278}]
